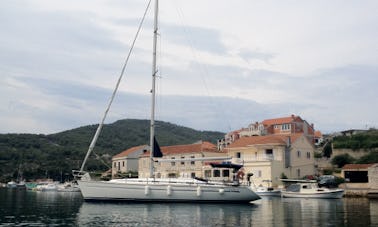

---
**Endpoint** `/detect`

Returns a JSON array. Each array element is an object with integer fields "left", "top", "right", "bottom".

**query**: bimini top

[{"left": 209, "top": 162, "right": 244, "bottom": 171}]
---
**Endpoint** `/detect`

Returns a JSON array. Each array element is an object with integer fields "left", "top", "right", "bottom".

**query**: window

[
  {"left": 191, "top": 172, "right": 196, "bottom": 178},
  {"left": 222, "top": 169, "right": 230, "bottom": 177},
  {"left": 265, "top": 149, "right": 273, "bottom": 160},
  {"left": 181, "top": 156, "right": 185, "bottom": 165},
  {"left": 117, "top": 162, "right": 120, "bottom": 171},
  {"left": 297, "top": 169, "right": 301, "bottom": 177},
  {"left": 282, "top": 124, "right": 291, "bottom": 131},
  {"left": 297, "top": 150, "right": 301, "bottom": 158},
  {"left": 307, "top": 152, "right": 311, "bottom": 159},
  {"left": 122, "top": 161, "right": 125, "bottom": 167},
  {"left": 236, "top": 152, "right": 241, "bottom": 158},
  {"left": 213, "top": 169, "right": 221, "bottom": 177},
  {"left": 113, "top": 162, "right": 116, "bottom": 168},
  {"left": 171, "top": 157, "right": 175, "bottom": 166},
  {"left": 204, "top": 170, "right": 211, "bottom": 178},
  {"left": 190, "top": 156, "right": 195, "bottom": 165}
]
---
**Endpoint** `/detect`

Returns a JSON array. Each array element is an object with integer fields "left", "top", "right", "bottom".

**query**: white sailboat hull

[{"left": 77, "top": 178, "right": 261, "bottom": 203}]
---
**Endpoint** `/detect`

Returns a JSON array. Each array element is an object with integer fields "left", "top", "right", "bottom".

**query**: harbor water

[{"left": 1, "top": 188, "right": 378, "bottom": 226}]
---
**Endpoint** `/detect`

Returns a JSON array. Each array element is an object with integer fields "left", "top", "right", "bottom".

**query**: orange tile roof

[
  {"left": 140, "top": 141, "right": 220, "bottom": 157},
  {"left": 163, "top": 141, "right": 217, "bottom": 155},
  {"left": 262, "top": 115, "right": 301, "bottom": 126},
  {"left": 342, "top": 163, "right": 375, "bottom": 170},
  {"left": 226, "top": 133, "right": 304, "bottom": 148},
  {"left": 314, "top": 130, "right": 322, "bottom": 137},
  {"left": 113, "top": 145, "right": 148, "bottom": 158}
]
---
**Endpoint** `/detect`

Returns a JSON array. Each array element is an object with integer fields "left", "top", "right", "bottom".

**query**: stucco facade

[
  {"left": 112, "top": 145, "right": 149, "bottom": 177},
  {"left": 226, "top": 133, "right": 315, "bottom": 187},
  {"left": 138, "top": 141, "right": 227, "bottom": 178}
]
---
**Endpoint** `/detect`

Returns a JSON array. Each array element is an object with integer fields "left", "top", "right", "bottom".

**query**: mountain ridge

[{"left": 0, "top": 119, "right": 225, "bottom": 182}]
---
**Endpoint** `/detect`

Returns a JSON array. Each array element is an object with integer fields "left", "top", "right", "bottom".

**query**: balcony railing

[{"left": 232, "top": 154, "right": 280, "bottom": 164}]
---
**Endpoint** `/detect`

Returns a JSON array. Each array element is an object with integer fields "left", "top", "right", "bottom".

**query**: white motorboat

[
  {"left": 281, "top": 180, "right": 344, "bottom": 199},
  {"left": 57, "top": 182, "right": 81, "bottom": 192},
  {"left": 40, "top": 182, "right": 58, "bottom": 192},
  {"left": 253, "top": 185, "right": 281, "bottom": 197},
  {"left": 74, "top": 0, "right": 260, "bottom": 203},
  {"left": 7, "top": 180, "right": 26, "bottom": 189},
  {"left": 250, "top": 179, "right": 281, "bottom": 196}
]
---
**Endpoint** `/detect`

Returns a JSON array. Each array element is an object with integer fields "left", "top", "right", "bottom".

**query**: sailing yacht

[{"left": 75, "top": 0, "right": 260, "bottom": 203}]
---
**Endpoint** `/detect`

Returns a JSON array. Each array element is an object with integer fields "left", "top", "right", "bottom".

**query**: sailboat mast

[{"left": 149, "top": 0, "right": 159, "bottom": 178}]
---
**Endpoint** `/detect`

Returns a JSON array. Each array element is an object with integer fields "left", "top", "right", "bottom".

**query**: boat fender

[
  {"left": 219, "top": 188, "right": 224, "bottom": 194},
  {"left": 145, "top": 185, "right": 150, "bottom": 195},
  {"left": 197, "top": 186, "right": 201, "bottom": 197},
  {"left": 167, "top": 185, "right": 172, "bottom": 196}
]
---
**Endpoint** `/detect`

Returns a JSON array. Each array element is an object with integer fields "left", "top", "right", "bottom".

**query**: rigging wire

[
  {"left": 172, "top": 2, "right": 233, "bottom": 132},
  {"left": 79, "top": 0, "right": 153, "bottom": 172}
]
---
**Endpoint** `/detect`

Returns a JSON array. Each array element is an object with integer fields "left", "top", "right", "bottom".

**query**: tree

[
  {"left": 323, "top": 142, "right": 332, "bottom": 158},
  {"left": 356, "top": 151, "right": 378, "bottom": 164},
  {"left": 331, "top": 153, "right": 355, "bottom": 168}
]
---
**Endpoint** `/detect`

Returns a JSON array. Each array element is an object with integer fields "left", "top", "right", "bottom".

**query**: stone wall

[
  {"left": 369, "top": 164, "right": 378, "bottom": 189},
  {"left": 331, "top": 148, "right": 376, "bottom": 159}
]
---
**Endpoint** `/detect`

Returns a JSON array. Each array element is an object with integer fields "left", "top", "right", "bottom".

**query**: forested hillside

[
  {"left": 332, "top": 129, "right": 378, "bottom": 150},
  {"left": 0, "top": 119, "right": 224, "bottom": 182}
]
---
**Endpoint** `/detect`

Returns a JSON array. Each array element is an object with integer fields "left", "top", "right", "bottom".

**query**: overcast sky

[{"left": 1, "top": 0, "right": 377, "bottom": 135}]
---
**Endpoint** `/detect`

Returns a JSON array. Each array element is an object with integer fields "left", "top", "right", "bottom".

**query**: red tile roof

[
  {"left": 113, "top": 145, "right": 148, "bottom": 158},
  {"left": 140, "top": 141, "right": 221, "bottom": 157},
  {"left": 342, "top": 163, "right": 375, "bottom": 170},
  {"left": 314, "top": 130, "right": 322, "bottom": 137},
  {"left": 162, "top": 141, "right": 217, "bottom": 155},
  {"left": 226, "top": 133, "right": 304, "bottom": 148},
  {"left": 262, "top": 115, "right": 301, "bottom": 126}
]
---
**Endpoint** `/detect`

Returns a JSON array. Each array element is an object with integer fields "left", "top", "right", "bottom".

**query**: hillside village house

[
  {"left": 225, "top": 133, "right": 315, "bottom": 187},
  {"left": 218, "top": 115, "right": 321, "bottom": 150},
  {"left": 138, "top": 141, "right": 228, "bottom": 179}
]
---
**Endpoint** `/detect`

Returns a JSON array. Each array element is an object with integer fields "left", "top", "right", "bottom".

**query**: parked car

[{"left": 318, "top": 175, "right": 338, "bottom": 188}]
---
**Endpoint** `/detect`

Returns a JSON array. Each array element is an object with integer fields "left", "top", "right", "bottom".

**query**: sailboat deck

[{"left": 109, "top": 178, "right": 239, "bottom": 187}]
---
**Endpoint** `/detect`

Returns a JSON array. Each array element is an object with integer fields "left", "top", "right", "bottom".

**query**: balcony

[{"left": 232, "top": 154, "right": 279, "bottom": 164}]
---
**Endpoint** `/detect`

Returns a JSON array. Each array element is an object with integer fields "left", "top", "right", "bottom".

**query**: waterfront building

[
  {"left": 225, "top": 133, "right": 315, "bottom": 187},
  {"left": 112, "top": 145, "right": 149, "bottom": 177},
  {"left": 138, "top": 141, "right": 228, "bottom": 178}
]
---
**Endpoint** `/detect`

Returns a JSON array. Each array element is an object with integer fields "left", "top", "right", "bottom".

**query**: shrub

[{"left": 331, "top": 153, "right": 355, "bottom": 168}]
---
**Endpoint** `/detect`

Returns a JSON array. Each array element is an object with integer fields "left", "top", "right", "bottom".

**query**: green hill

[{"left": 0, "top": 119, "right": 224, "bottom": 182}]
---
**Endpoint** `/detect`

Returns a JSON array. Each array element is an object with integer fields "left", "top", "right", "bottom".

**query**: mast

[{"left": 149, "top": 0, "right": 159, "bottom": 178}]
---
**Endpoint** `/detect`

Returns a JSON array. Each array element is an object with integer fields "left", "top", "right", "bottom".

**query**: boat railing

[{"left": 112, "top": 177, "right": 243, "bottom": 187}]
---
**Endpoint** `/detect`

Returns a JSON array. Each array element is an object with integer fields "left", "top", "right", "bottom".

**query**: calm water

[{"left": 1, "top": 188, "right": 378, "bottom": 226}]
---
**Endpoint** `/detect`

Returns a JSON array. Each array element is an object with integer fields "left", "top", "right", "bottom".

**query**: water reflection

[
  {"left": 1, "top": 188, "right": 378, "bottom": 226},
  {"left": 77, "top": 202, "right": 264, "bottom": 226},
  {"left": 0, "top": 189, "right": 82, "bottom": 226},
  {"left": 280, "top": 198, "right": 344, "bottom": 227}
]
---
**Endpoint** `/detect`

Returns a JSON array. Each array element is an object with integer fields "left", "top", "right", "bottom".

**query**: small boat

[
  {"left": 250, "top": 179, "right": 281, "bottom": 196},
  {"left": 6, "top": 181, "right": 17, "bottom": 188},
  {"left": 34, "top": 182, "right": 59, "bottom": 192},
  {"left": 7, "top": 180, "right": 26, "bottom": 189},
  {"left": 281, "top": 180, "right": 344, "bottom": 199},
  {"left": 253, "top": 185, "right": 281, "bottom": 196},
  {"left": 57, "top": 182, "right": 81, "bottom": 192}
]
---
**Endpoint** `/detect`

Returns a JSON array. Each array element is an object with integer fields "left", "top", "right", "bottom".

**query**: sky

[{"left": 1, "top": 0, "right": 377, "bottom": 135}]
